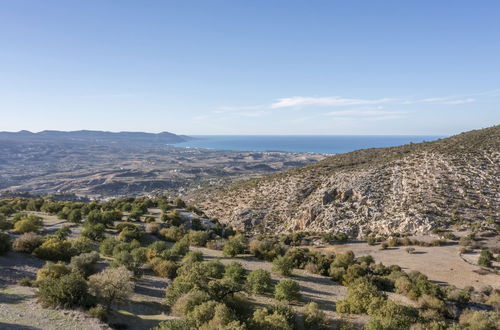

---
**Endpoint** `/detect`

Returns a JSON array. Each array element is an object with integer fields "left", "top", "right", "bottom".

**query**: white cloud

[
  {"left": 324, "top": 109, "right": 407, "bottom": 117},
  {"left": 270, "top": 96, "right": 394, "bottom": 109},
  {"left": 440, "top": 98, "right": 475, "bottom": 105}
]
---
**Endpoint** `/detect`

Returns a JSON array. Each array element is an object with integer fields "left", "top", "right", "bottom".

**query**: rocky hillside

[{"left": 198, "top": 126, "right": 500, "bottom": 237}]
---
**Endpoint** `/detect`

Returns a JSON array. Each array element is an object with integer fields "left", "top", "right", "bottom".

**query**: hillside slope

[{"left": 198, "top": 126, "right": 500, "bottom": 236}]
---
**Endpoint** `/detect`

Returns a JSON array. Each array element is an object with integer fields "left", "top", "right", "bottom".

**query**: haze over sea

[{"left": 175, "top": 135, "right": 445, "bottom": 154}]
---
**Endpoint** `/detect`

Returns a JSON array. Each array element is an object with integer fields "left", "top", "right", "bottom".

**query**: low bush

[
  {"left": 251, "top": 305, "right": 295, "bottom": 330},
  {"left": 118, "top": 226, "right": 143, "bottom": 242},
  {"left": 187, "top": 230, "right": 210, "bottom": 247},
  {"left": 151, "top": 258, "right": 178, "bottom": 279},
  {"left": 33, "top": 238, "right": 74, "bottom": 261},
  {"left": 274, "top": 279, "right": 301, "bottom": 302},
  {"left": 18, "top": 277, "right": 34, "bottom": 287},
  {"left": 81, "top": 223, "right": 106, "bottom": 241},
  {"left": 249, "top": 237, "right": 285, "bottom": 261},
  {"left": 303, "top": 302, "right": 328, "bottom": 329},
  {"left": 222, "top": 235, "right": 246, "bottom": 257},
  {"left": 115, "top": 222, "right": 137, "bottom": 233},
  {"left": 146, "top": 222, "right": 161, "bottom": 235},
  {"left": 88, "top": 266, "right": 134, "bottom": 309},
  {"left": 36, "top": 262, "right": 72, "bottom": 282},
  {"left": 246, "top": 269, "right": 273, "bottom": 294},
  {"left": 13, "top": 217, "right": 43, "bottom": 234},
  {"left": 70, "top": 251, "right": 100, "bottom": 278},
  {"left": 478, "top": 249, "right": 493, "bottom": 268},
  {"left": 272, "top": 255, "right": 294, "bottom": 276},
  {"left": 37, "top": 273, "right": 89, "bottom": 308},
  {"left": 160, "top": 226, "right": 186, "bottom": 242},
  {"left": 224, "top": 262, "right": 246, "bottom": 283},
  {"left": 172, "top": 290, "right": 211, "bottom": 316},
  {"left": 0, "top": 231, "right": 11, "bottom": 254},
  {"left": 87, "top": 304, "right": 108, "bottom": 322}
]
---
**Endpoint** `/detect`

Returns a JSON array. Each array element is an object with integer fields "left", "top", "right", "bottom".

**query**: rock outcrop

[{"left": 198, "top": 126, "right": 500, "bottom": 237}]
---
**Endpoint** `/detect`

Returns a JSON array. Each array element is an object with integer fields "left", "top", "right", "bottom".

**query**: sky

[{"left": 0, "top": 1, "right": 499, "bottom": 135}]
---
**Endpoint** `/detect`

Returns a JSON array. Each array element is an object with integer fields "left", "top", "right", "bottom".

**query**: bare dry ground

[{"left": 318, "top": 239, "right": 500, "bottom": 290}]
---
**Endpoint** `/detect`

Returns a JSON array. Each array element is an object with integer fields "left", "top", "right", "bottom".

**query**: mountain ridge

[
  {"left": 197, "top": 125, "right": 500, "bottom": 237},
  {"left": 0, "top": 129, "right": 191, "bottom": 145}
]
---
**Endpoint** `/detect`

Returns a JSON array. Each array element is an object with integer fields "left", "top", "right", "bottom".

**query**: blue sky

[{"left": 0, "top": 1, "right": 499, "bottom": 135}]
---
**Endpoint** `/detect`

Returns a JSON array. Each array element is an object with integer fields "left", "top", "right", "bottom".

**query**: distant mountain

[
  {"left": 0, "top": 130, "right": 191, "bottom": 145},
  {"left": 198, "top": 126, "right": 500, "bottom": 236}
]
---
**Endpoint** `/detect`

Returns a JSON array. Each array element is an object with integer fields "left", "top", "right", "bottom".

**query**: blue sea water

[{"left": 174, "top": 135, "right": 445, "bottom": 154}]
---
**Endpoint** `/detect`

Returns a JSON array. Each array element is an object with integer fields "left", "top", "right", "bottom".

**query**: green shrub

[
  {"left": 331, "top": 250, "right": 355, "bottom": 269},
  {"left": 36, "top": 262, "right": 72, "bottom": 282},
  {"left": 222, "top": 235, "right": 246, "bottom": 257},
  {"left": 112, "top": 247, "right": 147, "bottom": 276},
  {"left": 0, "top": 231, "right": 11, "bottom": 254},
  {"left": 249, "top": 238, "right": 285, "bottom": 261},
  {"left": 33, "top": 238, "right": 73, "bottom": 261},
  {"left": 165, "top": 276, "right": 196, "bottom": 305},
  {"left": 180, "top": 251, "right": 204, "bottom": 265},
  {"left": 336, "top": 278, "right": 386, "bottom": 314},
  {"left": 146, "top": 222, "right": 161, "bottom": 234},
  {"left": 70, "top": 237, "right": 95, "bottom": 255},
  {"left": 81, "top": 223, "right": 106, "bottom": 241},
  {"left": 70, "top": 251, "right": 100, "bottom": 278},
  {"left": 478, "top": 249, "right": 493, "bottom": 268},
  {"left": 115, "top": 222, "right": 137, "bottom": 232},
  {"left": 272, "top": 255, "right": 294, "bottom": 276},
  {"left": 172, "top": 290, "right": 211, "bottom": 316},
  {"left": 187, "top": 230, "right": 209, "bottom": 247},
  {"left": 13, "top": 217, "right": 43, "bottom": 233},
  {"left": 274, "top": 279, "right": 301, "bottom": 302},
  {"left": 160, "top": 226, "right": 186, "bottom": 242},
  {"left": 154, "top": 320, "right": 190, "bottom": 330},
  {"left": 67, "top": 209, "right": 82, "bottom": 223},
  {"left": 37, "top": 273, "right": 89, "bottom": 308},
  {"left": 252, "top": 307, "right": 294, "bottom": 330},
  {"left": 458, "top": 310, "right": 500, "bottom": 330},
  {"left": 118, "top": 226, "right": 143, "bottom": 242},
  {"left": 303, "top": 302, "right": 328, "bottom": 329},
  {"left": 329, "top": 266, "right": 346, "bottom": 282},
  {"left": 87, "top": 304, "right": 108, "bottom": 322},
  {"left": 18, "top": 277, "right": 34, "bottom": 287},
  {"left": 224, "top": 262, "right": 246, "bottom": 283},
  {"left": 99, "top": 238, "right": 119, "bottom": 256},
  {"left": 151, "top": 258, "right": 178, "bottom": 279},
  {"left": 88, "top": 266, "right": 134, "bottom": 308},
  {"left": 0, "top": 215, "right": 12, "bottom": 230},
  {"left": 246, "top": 269, "right": 273, "bottom": 294},
  {"left": 187, "top": 301, "right": 242, "bottom": 329}
]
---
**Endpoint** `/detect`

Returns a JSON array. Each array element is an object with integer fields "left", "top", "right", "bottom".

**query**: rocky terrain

[
  {"left": 198, "top": 126, "right": 500, "bottom": 236},
  {"left": 0, "top": 132, "right": 323, "bottom": 199}
]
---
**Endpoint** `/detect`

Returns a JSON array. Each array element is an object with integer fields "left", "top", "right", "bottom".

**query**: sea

[{"left": 174, "top": 135, "right": 445, "bottom": 154}]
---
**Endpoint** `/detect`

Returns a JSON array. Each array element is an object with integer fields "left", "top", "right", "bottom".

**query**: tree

[
  {"left": 88, "top": 266, "right": 134, "bottom": 309},
  {"left": 274, "top": 279, "right": 301, "bottom": 302},
  {"left": 272, "top": 256, "right": 294, "bottom": 276},
  {"left": 246, "top": 269, "right": 272, "bottom": 294}
]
